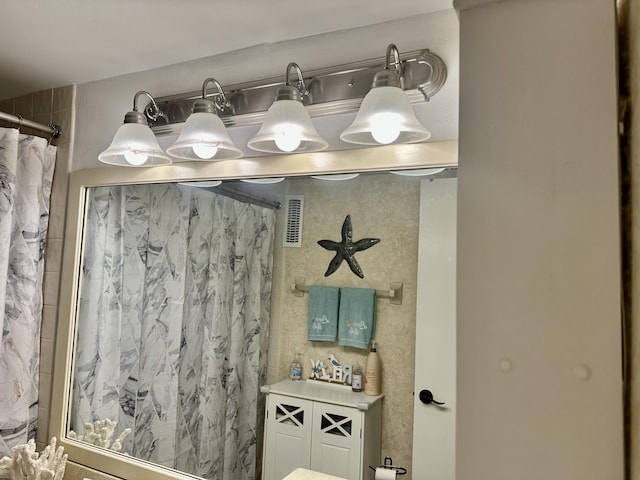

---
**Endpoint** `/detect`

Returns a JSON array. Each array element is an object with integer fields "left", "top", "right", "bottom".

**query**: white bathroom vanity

[{"left": 261, "top": 380, "right": 383, "bottom": 480}]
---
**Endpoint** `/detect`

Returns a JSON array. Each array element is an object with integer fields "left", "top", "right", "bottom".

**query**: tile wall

[{"left": 0, "top": 85, "right": 75, "bottom": 449}]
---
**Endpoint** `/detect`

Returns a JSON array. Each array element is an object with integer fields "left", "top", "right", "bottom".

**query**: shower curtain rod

[
  {"left": 0, "top": 111, "right": 62, "bottom": 138},
  {"left": 208, "top": 184, "right": 282, "bottom": 210}
]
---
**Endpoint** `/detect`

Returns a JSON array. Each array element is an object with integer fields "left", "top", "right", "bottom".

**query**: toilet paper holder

[{"left": 369, "top": 456, "right": 407, "bottom": 475}]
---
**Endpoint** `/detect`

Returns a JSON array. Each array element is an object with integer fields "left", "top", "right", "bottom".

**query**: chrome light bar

[{"left": 147, "top": 48, "right": 446, "bottom": 136}]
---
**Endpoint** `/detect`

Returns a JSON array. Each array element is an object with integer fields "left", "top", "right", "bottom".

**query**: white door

[{"left": 412, "top": 177, "right": 457, "bottom": 479}]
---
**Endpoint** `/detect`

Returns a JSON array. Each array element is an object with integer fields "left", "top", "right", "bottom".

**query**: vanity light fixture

[
  {"left": 340, "top": 44, "right": 432, "bottom": 146},
  {"left": 98, "top": 91, "right": 171, "bottom": 167},
  {"left": 166, "top": 78, "right": 242, "bottom": 160},
  {"left": 247, "top": 62, "right": 328, "bottom": 154}
]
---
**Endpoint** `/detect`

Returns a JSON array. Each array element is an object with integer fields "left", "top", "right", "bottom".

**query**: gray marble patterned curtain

[
  {"left": 0, "top": 128, "right": 56, "bottom": 456},
  {"left": 71, "top": 183, "right": 275, "bottom": 480}
]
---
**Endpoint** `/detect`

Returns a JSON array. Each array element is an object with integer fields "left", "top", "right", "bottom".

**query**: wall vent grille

[{"left": 284, "top": 195, "right": 304, "bottom": 248}]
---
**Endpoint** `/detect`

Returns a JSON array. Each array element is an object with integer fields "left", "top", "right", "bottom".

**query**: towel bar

[{"left": 291, "top": 278, "right": 403, "bottom": 305}]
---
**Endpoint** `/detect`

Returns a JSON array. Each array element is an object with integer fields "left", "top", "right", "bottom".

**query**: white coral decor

[
  {"left": 0, "top": 437, "right": 67, "bottom": 480},
  {"left": 68, "top": 419, "right": 131, "bottom": 453}
]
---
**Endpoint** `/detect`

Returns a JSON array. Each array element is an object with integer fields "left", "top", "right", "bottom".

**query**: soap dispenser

[
  {"left": 364, "top": 340, "right": 381, "bottom": 396},
  {"left": 290, "top": 353, "right": 302, "bottom": 381}
]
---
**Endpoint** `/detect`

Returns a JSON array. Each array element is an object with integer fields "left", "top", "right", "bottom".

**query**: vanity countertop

[
  {"left": 283, "top": 468, "right": 348, "bottom": 480},
  {"left": 261, "top": 379, "right": 383, "bottom": 410}
]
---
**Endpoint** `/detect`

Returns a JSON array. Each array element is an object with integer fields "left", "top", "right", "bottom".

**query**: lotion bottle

[{"left": 364, "top": 340, "right": 381, "bottom": 396}]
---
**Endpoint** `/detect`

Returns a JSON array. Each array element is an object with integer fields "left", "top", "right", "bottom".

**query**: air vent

[{"left": 284, "top": 195, "right": 304, "bottom": 247}]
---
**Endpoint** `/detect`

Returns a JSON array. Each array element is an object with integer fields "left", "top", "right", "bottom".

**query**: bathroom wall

[
  {"left": 267, "top": 173, "right": 421, "bottom": 476},
  {"left": 0, "top": 85, "right": 75, "bottom": 449},
  {"left": 0, "top": 1, "right": 627, "bottom": 479},
  {"left": 0, "top": 10, "right": 458, "bottom": 478},
  {"left": 57, "top": 10, "right": 458, "bottom": 476},
  {"left": 455, "top": 0, "right": 622, "bottom": 478}
]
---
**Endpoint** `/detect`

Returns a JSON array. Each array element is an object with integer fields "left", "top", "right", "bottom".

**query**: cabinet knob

[{"left": 419, "top": 389, "right": 445, "bottom": 406}]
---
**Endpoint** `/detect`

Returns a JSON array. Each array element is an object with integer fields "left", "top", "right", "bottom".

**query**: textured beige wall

[
  {"left": 0, "top": 86, "right": 75, "bottom": 449},
  {"left": 267, "top": 173, "right": 420, "bottom": 476}
]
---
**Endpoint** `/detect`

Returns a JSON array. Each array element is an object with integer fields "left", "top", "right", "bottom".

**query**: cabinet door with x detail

[
  {"left": 310, "top": 403, "right": 362, "bottom": 480},
  {"left": 263, "top": 394, "right": 314, "bottom": 480}
]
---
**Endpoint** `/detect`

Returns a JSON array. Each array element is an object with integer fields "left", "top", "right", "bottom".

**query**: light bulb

[
  {"left": 192, "top": 143, "right": 218, "bottom": 159},
  {"left": 369, "top": 113, "right": 402, "bottom": 145},
  {"left": 124, "top": 150, "right": 148, "bottom": 166},
  {"left": 273, "top": 124, "right": 302, "bottom": 152}
]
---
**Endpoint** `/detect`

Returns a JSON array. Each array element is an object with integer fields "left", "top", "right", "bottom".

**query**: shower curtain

[
  {"left": 0, "top": 128, "right": 56, "bottom": 456},
  {"left": 71, "top": 183, "right": 276, "bottom": 480}
]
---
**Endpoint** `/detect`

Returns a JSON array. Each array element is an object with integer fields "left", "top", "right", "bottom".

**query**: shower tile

[
  {"left": 53, "top": 141, "right": 72, "bottom": 173},
  {"left": 36, "top": 407, "right": 50, "bottom": 444},
  {"left": 14, "top": 94, "right": 33, "bottom": 119},
  {"left": 33, "top": 89, "right": 53, "bottom": 115},
  {"left": 50, "top": 171, "right": 69, "bottom": 210},
  {"left": 41, "top": 305, "right": 58, "bottom": 339},
  {"left": 32, "top": 113, "right": 53, "bottom": 131},
  {"left": 44, "top": 238, "right": 63, "bottom": 272},
  {"left": 38, "top": 373, "right": 52, "bottom": 410},
  {"left": 43, "top": 271, "right": 60, "bottom": 306},
  {"left": 52, "top": 85, "right": 74, "bottom": 112},
  {"left": 52, "top": 110, "right": 72, "bottom": 141},
  {"left": 0, "top": 98, "right": 14, "bottom": 114},
  {"left": 47, "top": 206, "right": 66, "bottom": 239},
  {"left": 40, "top": 339, "right": 56, "bottom": 375}
]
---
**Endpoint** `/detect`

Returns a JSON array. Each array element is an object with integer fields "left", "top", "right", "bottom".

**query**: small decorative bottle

[
  {"left": 351, "top": 364, "right": 363, "bottom": 392},
  {"left": 290, "top": 353, "right": 302, "bottom": 381}
]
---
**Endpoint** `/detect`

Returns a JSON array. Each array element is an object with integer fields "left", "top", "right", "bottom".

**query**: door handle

[{"left": 419, "top": 389, "right": 445, "bottom": 406}]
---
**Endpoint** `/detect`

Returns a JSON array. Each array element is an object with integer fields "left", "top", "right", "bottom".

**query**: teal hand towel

[
  {"left": 308, "top": 286, "right": 340, "bottom": 341},
  {"left": 338, "top": 287, "right": 376, "bottom": 349}
]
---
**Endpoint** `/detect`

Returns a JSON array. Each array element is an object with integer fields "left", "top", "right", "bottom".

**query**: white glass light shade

[
  {"left": 166, "top": 112, "right": 242, "bottom": 161},
  {"left": 247, "top": 100, "right": 328, "bottom": 154},
  {"left": 177, "top": 180, "right": 223, "bottom": 188},
  {"left": 340, "top": 86, "right": 431, "bottom": 145},
  {"left": 240, "top": 177, "right": 285, "bottom": 184},
  {"left": 311, "top": 173, "right": 360, "bottom": 181},
  {"left": 390, "top": 167, "right": 445, "bottom": 177},
  {"left": 98, "top": 123, "right": 171, "bottom": 166}
]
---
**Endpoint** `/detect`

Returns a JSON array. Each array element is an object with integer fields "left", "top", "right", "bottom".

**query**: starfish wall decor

[{"left": 317, "top": 215, "right": 380, "bottom": 278}]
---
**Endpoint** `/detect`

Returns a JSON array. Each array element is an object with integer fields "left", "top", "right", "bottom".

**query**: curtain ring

[
  {"left": 47, "top": 125, "right": 55, "bottom": 145},
  {"left": 16, "top": 114, "right": 23, "bottom": 131},
  {"left": 47, "top": 123, "right": 61, "bottom": 144}
]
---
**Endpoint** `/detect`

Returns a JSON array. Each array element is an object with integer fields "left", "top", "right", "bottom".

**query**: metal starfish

[{"left": 317, "top": 215, "right": 380, "bottom": 278}]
